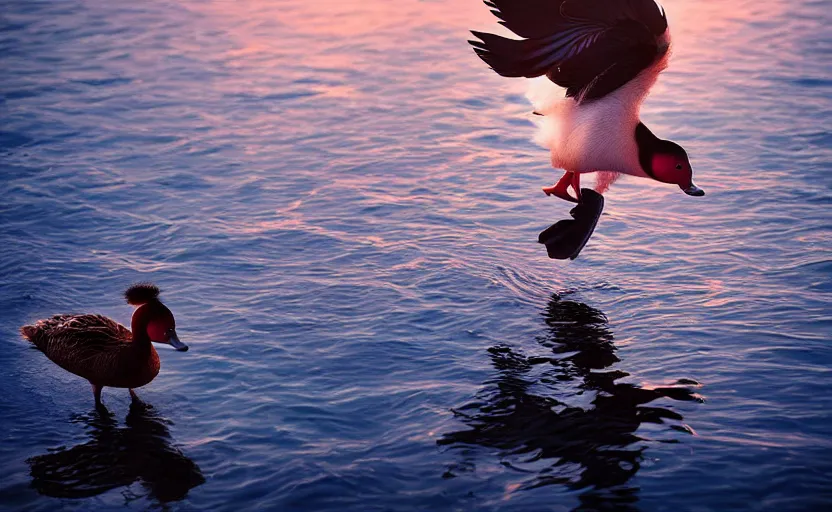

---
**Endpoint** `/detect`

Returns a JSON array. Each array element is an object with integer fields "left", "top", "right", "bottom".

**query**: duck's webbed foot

[
  {"left": 543, "top": 172, "right": 581, "bottom": 203},
  {"left": 538, "top": 188, "right": 604, "bottom": 260}
]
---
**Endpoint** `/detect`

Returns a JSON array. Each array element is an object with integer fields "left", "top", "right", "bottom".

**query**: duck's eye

[{"left": 675, "top": 164, "right": 683, "bottom": 170}]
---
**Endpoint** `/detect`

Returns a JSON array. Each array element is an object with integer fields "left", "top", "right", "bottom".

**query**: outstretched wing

[{"left": 470, "top": 0, "right": 669, "bottom": 102}]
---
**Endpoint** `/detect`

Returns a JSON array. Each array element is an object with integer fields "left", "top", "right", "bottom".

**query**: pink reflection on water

[
  {"left": 201, "top": 0, "right": 492, "bottom": 35},
  {"left": 182, "top": 0, "right": 801, "bottom": 241},
  {"left": 667, "top": 0, "right": 789, "bottom": 65}
]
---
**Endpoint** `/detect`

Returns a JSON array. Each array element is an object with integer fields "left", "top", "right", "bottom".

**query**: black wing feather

[
  {"left": 562, "top": 0, "right": 667, "bottom": 35},
  {"left": 548, "top": 20, "right": 658, "bottom": 100},
  {"left": 486, "top": 0, "right": 570, "bottom": 39},
  {"left": 470, "top": 0, "right": 669, "bottom": 102}
]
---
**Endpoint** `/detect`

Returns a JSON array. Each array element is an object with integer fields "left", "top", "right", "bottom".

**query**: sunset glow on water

[{"left": 1, "top": 0, "right": 830, "bottom": 510}]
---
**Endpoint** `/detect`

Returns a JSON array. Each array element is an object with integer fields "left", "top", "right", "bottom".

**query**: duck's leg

[
  {"left": 543, "top": 172, "right": 579, "bottom": 203},
  {"left": 129, "top": 389, "right": 143, "bottom": 404},
  {"left": 571, "top": 172, "right": 582, "bottom": 202},
  {"left": 91, "top": 382, "right": 103, "bottom": 407}
]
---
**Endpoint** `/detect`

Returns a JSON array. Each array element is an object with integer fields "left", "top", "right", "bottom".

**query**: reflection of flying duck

[
  {"left": 439, "top": 294, "right": 703, "bottom": 508},
  {"left": 469, "top": 1, "right": 705, "bottom": 258},
  {"left": 20, "top": 283, "right": 189, "bottom": 407},
  {"left": 27, "top": 401, "right": 204, "bottom": 503}
]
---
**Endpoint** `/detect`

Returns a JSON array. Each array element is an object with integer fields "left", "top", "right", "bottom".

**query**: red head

[
  {"left": 650, "top": 142, "right": 704, "bottom": 196},
  {"left": 126, "top": 283, "right": 188, "bottom": 351},
  {"left": 636, "top": 123, "right": 704, "bottom": 197}
]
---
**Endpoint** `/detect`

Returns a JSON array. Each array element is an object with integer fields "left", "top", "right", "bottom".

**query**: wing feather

[
  {"left": 25, "top": 314, "right": 132, "bottom": 382},
  {"left": 470, "top": 0, "right": 670, "bottom": 102}
]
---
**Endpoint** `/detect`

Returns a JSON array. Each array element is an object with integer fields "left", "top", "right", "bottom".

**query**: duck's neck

[
  {"left": 635, "top": 122, "right": 660, "bottom": 179},
  {"left": 130, "top": 305, "right": 154, "bottom": 357}
]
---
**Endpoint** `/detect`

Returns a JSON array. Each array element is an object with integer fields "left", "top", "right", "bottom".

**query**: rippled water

[{"left": 1, "top": 0, "right": 830, "bottom": 510}]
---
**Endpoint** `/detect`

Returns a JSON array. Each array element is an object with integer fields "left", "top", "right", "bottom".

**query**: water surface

[{"left": 1, "top": 0, "right": 831, "bottom": 510}]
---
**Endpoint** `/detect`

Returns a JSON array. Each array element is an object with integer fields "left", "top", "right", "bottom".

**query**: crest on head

[{"left": 125, "top": 283, "right": 160, "bottom": 306}]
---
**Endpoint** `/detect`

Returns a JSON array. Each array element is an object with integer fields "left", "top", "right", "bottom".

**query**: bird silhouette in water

[
  {"left": 438, "top": 294, "right": 703, "bottom": 509},
  {"left": 469, "top": 1, "right": 705, "bottom": 259},
  {"left": 27, "top": 400, "right": 204, "bottom": 504}
]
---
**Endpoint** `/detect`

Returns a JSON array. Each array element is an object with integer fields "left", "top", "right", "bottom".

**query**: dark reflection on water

[
  {"left": 439, "top": 294, "right": 704, "bottom": 509},
  {"left": 27, "top": 402, "right": 204, "bottom": 504}
]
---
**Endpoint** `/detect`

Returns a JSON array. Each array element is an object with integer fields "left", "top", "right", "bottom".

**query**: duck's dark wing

[
  {"left": 470, "top": 0, "right": 668, "bottom": 102},
  {"left": 22, "top": 314, "right": 131, "bottom": 381}
]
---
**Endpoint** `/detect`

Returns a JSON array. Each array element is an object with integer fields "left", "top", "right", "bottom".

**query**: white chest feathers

[
  {"left": 533, "top": 92, "right": 645, "bottom": 177},
  {"left": 527, "top": 55, "right": 669, "bottom": 179}
]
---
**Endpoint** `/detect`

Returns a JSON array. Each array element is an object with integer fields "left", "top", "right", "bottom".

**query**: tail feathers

[{"left": 21, "top": 325, "right": 39, "bottom": 342}]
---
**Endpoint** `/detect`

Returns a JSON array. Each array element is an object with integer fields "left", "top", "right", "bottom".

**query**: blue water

[{"left": 1, "top": 0, "right": 831, "bottom": 510}]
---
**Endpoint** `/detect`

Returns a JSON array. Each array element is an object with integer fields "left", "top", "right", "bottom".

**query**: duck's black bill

[
  {"left": 682, "top": 183, "right": 705, "bottom": 196},
  {"left": 538, "top": 189, "right": 604, "bottom": 260},
  {"left": 168, "top": 330, "right": 189, "bottom": 352}
]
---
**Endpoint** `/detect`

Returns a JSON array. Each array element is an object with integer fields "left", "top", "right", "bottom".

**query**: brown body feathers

[{"left": 20, "top": 314, "right": 160, "bottom": 388}]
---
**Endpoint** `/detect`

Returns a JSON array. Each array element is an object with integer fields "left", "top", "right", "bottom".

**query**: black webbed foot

[{"left": 538, "top": 189, "right": 604, "bottom": 260}]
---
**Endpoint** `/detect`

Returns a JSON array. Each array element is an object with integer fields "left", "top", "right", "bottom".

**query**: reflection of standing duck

[
  {"left": 20, "top": 284, "right": 188, "bottom": 406},
  {"left": 439, "top": 294, "right": 703, "bottom": 507},
  {"left": 27, "top": 401, "right": 204, "bottom": 503}
]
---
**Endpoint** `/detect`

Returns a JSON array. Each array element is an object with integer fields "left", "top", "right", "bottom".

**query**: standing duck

[
  {"left": 469, "top": 0, "right": 705, "bottom": 203},
  {"left": 21, "top": 283, "right": 188, "bottom": 407}
]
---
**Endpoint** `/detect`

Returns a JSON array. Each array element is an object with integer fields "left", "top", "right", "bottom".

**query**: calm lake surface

[{"left": 1, "top": 0, "right": 831, "bottom": 510}]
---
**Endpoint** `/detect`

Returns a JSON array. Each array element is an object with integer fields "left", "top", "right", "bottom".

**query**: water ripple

[{"left": 1, "top": 0, "right": 830, "bottom": 510}]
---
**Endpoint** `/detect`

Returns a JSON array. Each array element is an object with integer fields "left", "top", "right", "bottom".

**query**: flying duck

[
  {"left": 21, "top": 283, "right": 188, "bottom": 407},
  {"left": 469, "top": 0, "right": 704, "bottom": 204}
]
